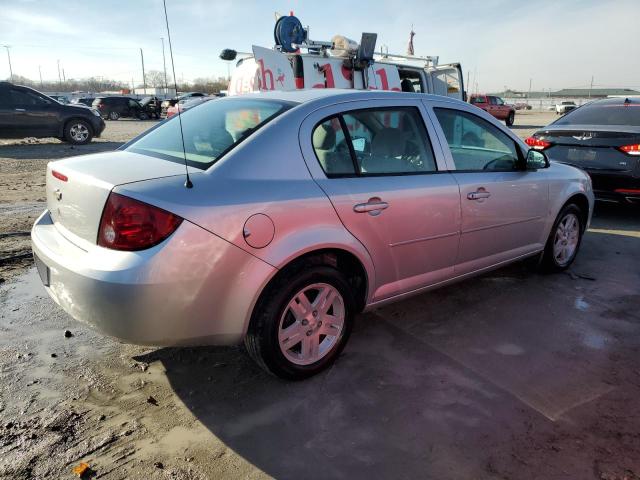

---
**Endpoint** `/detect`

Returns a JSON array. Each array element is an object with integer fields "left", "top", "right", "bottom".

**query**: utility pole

[
  {"left": 62, "top": 68, "right": 66, "bottom": 83},
  {"left": 2, "top": 45, "right": 12, "bottom": 82},
  {"left": 528, "top": 78, "right": 532, "bottom": 107},
  {"left": 161, "top": 37, "right": 168, "bottom": 94},
  {"left": 57, "top": 59, "right": 62, "bottom": 89},
  {"left": 38, "top": 65, "right": 43, "bottom": 88},
  {"left": 589, "top": 75, "right": 594, "bottom": 99},
  {"left": 140, "top": 48, "right": 147, "bottom": 93}
]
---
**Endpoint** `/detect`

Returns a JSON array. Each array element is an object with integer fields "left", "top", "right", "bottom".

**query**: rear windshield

[
  {"left": 125, "top": 98, "right": 294, "bottom": 169},
  {"left": 555, "top": 103, "right": 640, "bottom": 127}
]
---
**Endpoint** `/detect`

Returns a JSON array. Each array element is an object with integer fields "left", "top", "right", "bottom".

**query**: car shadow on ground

[
  {"left": 0, "top": 141, "right": 123, "bottom": 160},
  {"left": 134, "top": 204, "right": 640, "bottom": 479}
]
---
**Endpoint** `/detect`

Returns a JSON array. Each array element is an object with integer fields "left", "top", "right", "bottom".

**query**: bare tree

[
  {"left": 145, "top": 70, "right": 171, "bottom": 88},
  {"left": 6, "top": 74, "right": 127, "bottom": 93}
]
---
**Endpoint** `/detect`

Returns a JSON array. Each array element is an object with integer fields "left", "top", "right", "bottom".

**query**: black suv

[
  {"left": 0, "top": 82, "right": 105, "bottom": 145},
  {"left": 92, "top": 97, "right": 147, "bottom": 120}
]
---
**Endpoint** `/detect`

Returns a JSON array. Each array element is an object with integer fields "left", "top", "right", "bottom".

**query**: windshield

[
  {"left": 126, "top": 98, "right": 294, "bottom": 169},
  {"left": 554, "top": 103, "right": 640, "bottom": 127}
]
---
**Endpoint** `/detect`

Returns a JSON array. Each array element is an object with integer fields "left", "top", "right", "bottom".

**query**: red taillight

[
  {"left": 618, "top": 144, "right": 640, "bottom": 156},
  {"left": 52, "top": 170, "right": 68, "bottom": 182},
  {"left": 97, "top": 193, "right": 182, "bottom": 251},
  {"left": 98, "top": 104, "right": 104, "bottom": 109},
  {"left": 525, "top": 136, "right": 552, "bottom": 150}
]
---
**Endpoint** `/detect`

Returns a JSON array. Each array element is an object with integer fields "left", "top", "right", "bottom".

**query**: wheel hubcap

[
  {"left": 553, "top": 213, "right": 580, "bottom": 266},
  {"left": 278, "top": 283, "right": 345, "bottom": 366},
  {"left": 70, "top": 124, "right": 89, "bottom": 141}
]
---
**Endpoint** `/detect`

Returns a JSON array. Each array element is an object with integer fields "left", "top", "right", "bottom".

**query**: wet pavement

[{"left": 0, "top": 203, "right": 638, "bottom": 479}]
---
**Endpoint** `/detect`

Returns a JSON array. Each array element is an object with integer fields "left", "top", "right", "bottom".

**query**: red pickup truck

[{"left": 469, "top": 94, "right": 516, "bottom": 126}]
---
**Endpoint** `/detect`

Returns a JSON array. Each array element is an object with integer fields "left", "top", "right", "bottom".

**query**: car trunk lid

[
  {"left": 47, "top": 150, "right": 196, "bottom": 244},
  {"left": 538, "top": 125, "right": 640, "bottom": 173}
]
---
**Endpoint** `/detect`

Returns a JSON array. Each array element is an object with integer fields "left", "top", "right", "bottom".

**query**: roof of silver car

[{"left": 229, "top": 88, "right": 464, "bottom": 107}]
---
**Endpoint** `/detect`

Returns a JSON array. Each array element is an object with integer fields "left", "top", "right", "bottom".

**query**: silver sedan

[{"left": 31, "top": 90, "right": 594, "bottom": 379}]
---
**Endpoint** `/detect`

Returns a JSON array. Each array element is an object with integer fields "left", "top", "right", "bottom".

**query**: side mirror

[{"left": 526, "top": 149, "right": 549, "bottom": 169}]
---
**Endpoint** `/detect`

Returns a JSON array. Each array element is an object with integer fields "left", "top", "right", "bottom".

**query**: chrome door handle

[
  {"left": 353, "top": 200, "right": 389, "bottom": 214},
  {"left": 14, "top": 108, "right": 26, "bottom": 112},
  {"left": 467, "top": 190, "right": 491, "bottom": 200}
]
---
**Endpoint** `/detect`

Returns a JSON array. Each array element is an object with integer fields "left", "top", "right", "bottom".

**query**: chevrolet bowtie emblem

[{"left": 54, "top": 189, "right": 62, "bottom": 201}]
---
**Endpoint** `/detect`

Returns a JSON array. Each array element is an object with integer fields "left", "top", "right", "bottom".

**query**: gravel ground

[
  {"left": 1, "top": 111, "right": 639, "bottom": 479},
  {"left": 0, "top": 119, "right": 158, "bottom": 281}
]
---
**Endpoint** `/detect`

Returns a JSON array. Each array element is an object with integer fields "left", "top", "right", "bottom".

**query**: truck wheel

[
  {"left": 245, "top": 265, "right": 355, "bottom": 380},
  {"left": 108, "top": 111, "right": 120, "bottom": 121},
  {"left": 63, "top": 119, "right": 93, "bottom": 145},
  {"left": 138, "top": 112, "right": 149, "bottom": 120},
  {"left": 506, "top": 111, "right": 515, "bottom": 127}
]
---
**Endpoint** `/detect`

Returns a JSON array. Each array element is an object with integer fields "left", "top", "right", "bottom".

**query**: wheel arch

[
  {"left": 562, "top": 192, "right": 590, "bottom": 230},
  {"left": 262, "top": 247, "right": 370, "bottom": 314}
]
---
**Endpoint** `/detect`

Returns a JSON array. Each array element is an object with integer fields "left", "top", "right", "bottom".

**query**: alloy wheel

[
  {"left": 69, "top": 123, "right": 89, "bottom": 142},
  {"left": 553, "top": 213, "right": 580, "bottom": 266},
  {"left": 278, "top": 283, "right": 345, "bottom": 366}
]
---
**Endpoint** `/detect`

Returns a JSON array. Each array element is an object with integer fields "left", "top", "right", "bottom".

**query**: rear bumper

[
  {"left": 586, "top": 171, "right": 640, "bottom": 204},
  {"left": 31, "top": 210, "right": 275, "bottom": 346}
]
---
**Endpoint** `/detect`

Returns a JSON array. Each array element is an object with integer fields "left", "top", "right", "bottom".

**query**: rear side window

[
  {"left": 555, "top": 103, "right": 640, "bottom": 127},
  {"left": 312, "top": 107, "right": 437, "bottom": 177},
  {"left": 126, "top": 98, "right": 293, "bottom": 169},
  {"left": 434, "top": 108, "right": 520, "bottom": 171},
  {"left": 470, "top": 96, "right": 486, "bottom": 104},
  {"left": 312, "top": 117, "right": 355, "bottom": 176}
]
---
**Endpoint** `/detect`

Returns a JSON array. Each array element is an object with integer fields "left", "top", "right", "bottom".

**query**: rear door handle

[
  {"left": 467, "top": 190, "right": 491, "bottom": 200},
  {"left": 354, "top": 200, "right": 389, "bottom": 214}
]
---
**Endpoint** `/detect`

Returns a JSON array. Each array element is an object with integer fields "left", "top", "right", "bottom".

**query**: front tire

[
  {"left": 505, "top": 111, "right": 515, "bottom": 127},
  {"left": 63, "top": 119, "right": 93, "bottom": 145},
  {"left": 245, "top": 265, "right": 355, "bottom": 380},
  {"left": 108, "top": 111, "right": 120, "bottom": 120},
  {"left": 540, "top": 203, "right": 584, "bottom": 272}
]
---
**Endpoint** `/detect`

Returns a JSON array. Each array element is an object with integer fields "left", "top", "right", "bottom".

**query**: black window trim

[
  {"left": 312, "top": 105, "right": 441, "bottom": 179},
  {"left": 433, "top": 106, "right": 526, "bottom": 173}
]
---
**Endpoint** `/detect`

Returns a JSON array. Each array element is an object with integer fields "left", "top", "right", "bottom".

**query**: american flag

[{"left": 407, "top": 27, "right": 415, "bottom": 56}]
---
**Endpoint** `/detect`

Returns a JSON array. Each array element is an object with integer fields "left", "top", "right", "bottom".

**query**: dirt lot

[{"left": 1, "top": 112, "right": 639, "bottom": 479}]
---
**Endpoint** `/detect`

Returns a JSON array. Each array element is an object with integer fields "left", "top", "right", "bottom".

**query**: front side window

[
  {"left": 312, "top": 107, "right": 437, "bottom": 177},
  {"left": 128, "top": 100, "right": 139, "bottom": 108},
  {"left": 434, "top": 108, "right": 520, "bottom": 171},
  {"left": 126, "top": 98, "right": 293, "bottom": 169}
]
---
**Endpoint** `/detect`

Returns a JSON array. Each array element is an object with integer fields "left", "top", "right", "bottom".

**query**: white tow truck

[{"left": 222, "top": 15, "right": 465, "bottom": 101}]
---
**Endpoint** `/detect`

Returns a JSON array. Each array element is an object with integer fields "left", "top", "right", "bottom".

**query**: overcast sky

[{"left": 0, "top": 0, "right": 639, "bottom": 92}]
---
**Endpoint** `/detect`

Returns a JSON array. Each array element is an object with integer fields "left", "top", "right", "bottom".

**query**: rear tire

[
  {"left": 540, "top": 203, "right": 584, "bottom": 272},
  {"left": 505, "top": 111, "right": 515, "bottom": 127},
  {"left": 108, "top": 111, "right": 120, "bottom": 121},
  {"left": 245, "top": 265, "right": 355, "bottom": 380},
  {"left": 63, "top": 119, "right": 93, "bottom": 145}
]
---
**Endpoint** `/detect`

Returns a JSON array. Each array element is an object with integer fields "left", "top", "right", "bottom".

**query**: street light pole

[
  {"left": 38, "top": 65, "right": 43, "bottom": 88},
  {"left": 2, "top": 45, "right": 12, "bottom": 82},
  {"left": 57, "top": 59, "right": 62, "bottom": 90},
  {"left": 140, "top": 48, "right": 147, "bottom": 93},
  {"left": 161, "top": 37, "right": 168, "bottom": 94}
]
